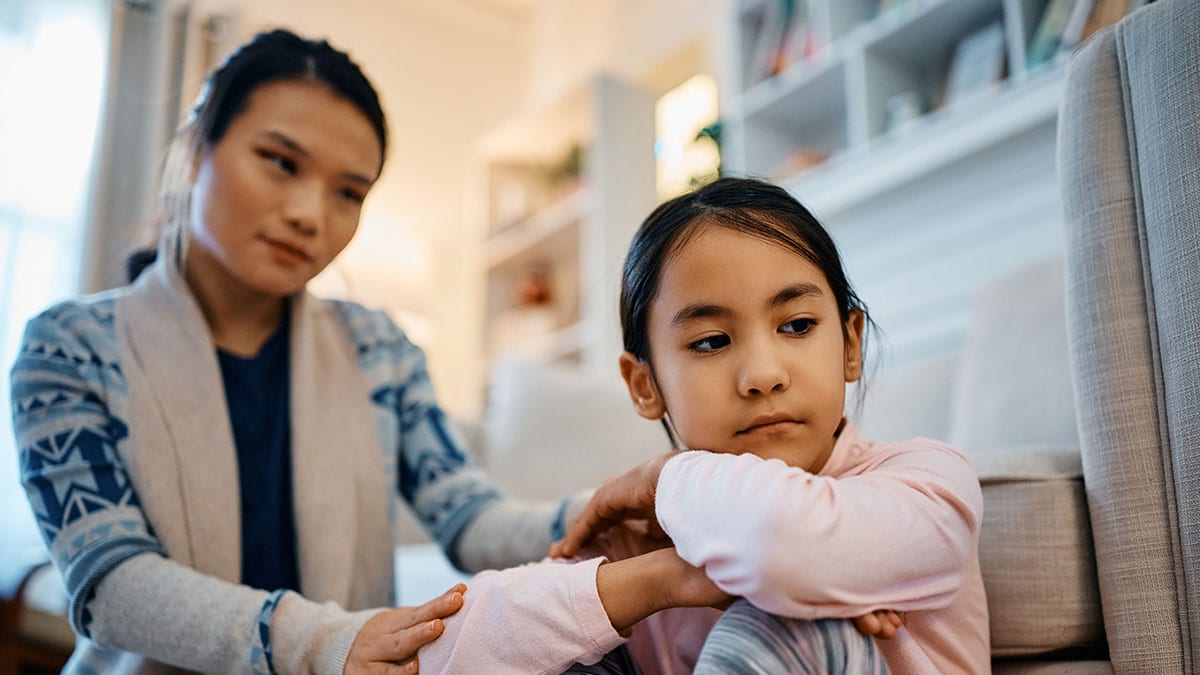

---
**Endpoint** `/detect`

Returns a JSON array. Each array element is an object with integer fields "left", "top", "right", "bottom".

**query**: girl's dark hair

[
  {"left": 620, "top": 177, "right": 876, "bottom": 403},
  {"left": 127, "top": 29, "right": 387, "bottom": 282}
]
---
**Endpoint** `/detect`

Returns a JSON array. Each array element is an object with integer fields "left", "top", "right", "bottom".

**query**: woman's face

[
  {"left": 621, "top": 226, "right": 863, "bottom": 473},
  {"left": 187, "top": 78, "right": 382, "bottom": 298}
]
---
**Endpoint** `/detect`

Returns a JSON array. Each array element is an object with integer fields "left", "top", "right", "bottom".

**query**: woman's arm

[
  {"left": 657, "top": 445, "right": 982, "bottom": 618},
  {"left": 364, "top": 308, "right": 587, "bottom": 571},
  {"left": 11, "top": 305, "right": 455, "bottom": 673}
]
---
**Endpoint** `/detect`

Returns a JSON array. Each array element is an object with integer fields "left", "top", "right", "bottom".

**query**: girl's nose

[{"left": 738, "top": 341, "right": 791, "bottom": 397}]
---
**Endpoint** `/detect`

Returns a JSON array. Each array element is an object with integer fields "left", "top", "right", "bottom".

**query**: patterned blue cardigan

[{"left": 10, "top": 280, "right": 566, "bottom": 674}]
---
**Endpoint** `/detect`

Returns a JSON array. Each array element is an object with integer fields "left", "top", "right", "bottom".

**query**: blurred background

[{"left": 0, "top": 0, "right": 1143, "bottom": 661}]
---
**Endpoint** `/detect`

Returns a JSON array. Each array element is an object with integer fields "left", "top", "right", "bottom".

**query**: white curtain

[
  {"left": 0, "top": 0, "right": 112, "bottom": 561},
  {"left": 0, "top": 0, "right": 235, "bottom": 562}
]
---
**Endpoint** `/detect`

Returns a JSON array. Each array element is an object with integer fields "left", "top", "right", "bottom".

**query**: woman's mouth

[{"left": 261, "top": 237, "right": 311, "bottom": 266}]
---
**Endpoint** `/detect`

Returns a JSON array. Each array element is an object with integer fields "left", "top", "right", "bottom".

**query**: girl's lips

[{"left": 737, "top": 416, "right": 802, "bottom": 435}]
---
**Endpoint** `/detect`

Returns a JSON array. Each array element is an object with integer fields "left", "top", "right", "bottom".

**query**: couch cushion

[
  {"left": 481, "top": 358, "right": 674, "bottom": 500},
  {"left": 948, "top": 256, "right": 1079, "bottom": 458},
  {"left": 979, "top": 446, "right": 1105, "bottom": 657},
  {"left": 849, "top": 350, "right": 960, "bottom": 443}
]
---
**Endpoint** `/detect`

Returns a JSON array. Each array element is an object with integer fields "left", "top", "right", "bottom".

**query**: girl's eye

[
  {"left": 258, "top": 150, "right": 297, "bottom": 175},
  {"left": 780, "top": 318, "right": 815, "bottom": 335},
  {"left": 688, "top": 334, "right": 730, "bottom": 352}
]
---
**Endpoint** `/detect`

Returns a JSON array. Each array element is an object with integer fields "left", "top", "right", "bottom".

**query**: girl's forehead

[{"left": 657, "top": 226, "right": 836, "bottom": 304}]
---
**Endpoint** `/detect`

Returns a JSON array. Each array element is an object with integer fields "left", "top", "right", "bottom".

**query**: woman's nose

[{"left": 284, "top": 181, "right": 324, "bottom": 235}]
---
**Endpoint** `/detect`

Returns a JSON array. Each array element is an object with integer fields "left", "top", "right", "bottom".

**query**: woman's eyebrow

[
  {"left": 261, "top": 130, "right": 375, "bottom": 186},
  {"left": 768, "top": 282, "right": 823, "bottom": 308},
  {"left": 262, "top": 130, "right": 308, "bottom": 157}
]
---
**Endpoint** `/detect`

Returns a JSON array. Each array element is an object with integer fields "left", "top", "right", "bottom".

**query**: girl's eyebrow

[
  {"left": 671, "top": 303, "right": 735, "bottom": 327},
  {"left": 768, "top": 282, "right": 823, "bottom": 308},
  {"left": 671, "top": 283, "right": 824, "bottom": 327}
]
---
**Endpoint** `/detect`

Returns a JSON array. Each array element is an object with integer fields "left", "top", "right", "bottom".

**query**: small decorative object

[
  {"left": 943, "top": 20, "right": 1007, "bottom": 106},
  {"left": 512, "top": 261, "right": 553, "bottom": 308},
  {"left": 884, "top": 91, "right": 925, "bottom": 135}
]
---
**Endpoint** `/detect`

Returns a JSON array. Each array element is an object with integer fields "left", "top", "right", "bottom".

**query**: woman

[{"left": 9, "top": 29, "right": 624, "bottom": 674}]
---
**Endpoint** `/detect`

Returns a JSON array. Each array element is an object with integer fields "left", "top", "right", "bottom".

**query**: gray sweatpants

[{"left": 565, "top": 598, "right": 890, "bottom": 674}]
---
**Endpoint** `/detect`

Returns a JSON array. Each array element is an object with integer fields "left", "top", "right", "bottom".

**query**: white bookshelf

[
  {"left": 470, "top": 75, "right": 656, "bottom": 378},
  {"left": 719, "top": 0, "right": 1130, "bottom": 366}
]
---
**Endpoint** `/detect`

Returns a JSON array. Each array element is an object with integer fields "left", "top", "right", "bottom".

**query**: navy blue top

[{"left": 217, "top": 312, "right": 300, "bottom": 593}]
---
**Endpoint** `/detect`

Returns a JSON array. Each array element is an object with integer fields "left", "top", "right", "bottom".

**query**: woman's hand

[
  {"left": 852, "top": 609, "right": 903, "bottom": 640},
  {"left": 343, "top": 583, "right": 466, "bottom": 674},
  {"left": 550, "top": 452, "right": 675, "bottom": 559}
]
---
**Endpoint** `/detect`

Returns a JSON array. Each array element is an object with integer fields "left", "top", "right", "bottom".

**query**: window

[{"left": 0, "top": 0, "right": 108, "bottom": 559}]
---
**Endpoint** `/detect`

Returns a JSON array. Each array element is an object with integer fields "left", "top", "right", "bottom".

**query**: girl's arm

[
  {"left": 11, "top": 305, "right": 450, "bottom": 673},
  {"left": 657, "top": 444, "right": 982, "bottom": 618},
  {"left": 418, "top": 547, "right": 724, "bottom": 674}
]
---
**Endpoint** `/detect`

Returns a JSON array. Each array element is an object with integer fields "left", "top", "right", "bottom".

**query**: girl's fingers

[{"left": 852, "top": 613, "right": 880, "bottom": 636}]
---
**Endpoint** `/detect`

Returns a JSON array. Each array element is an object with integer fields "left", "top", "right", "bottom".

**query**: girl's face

[
  {"left": 187, "top": 79, "right": 381, "bottom": 298},
  {"left": 621, "top": 226, "right": 863, "bottom": 473}
]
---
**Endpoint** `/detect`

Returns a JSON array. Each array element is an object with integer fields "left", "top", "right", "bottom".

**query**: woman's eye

[
  {"left": 258, "top": 150, "right": 297, "bottom": 175},
  {"left": 688, "top": 334, "right": 730, "bottom": 352},
  {"left": 338, "top": 187, "right": 366, "bottom": 204},
  {"left": 780, "top": 318, "right": 815, "bottom": 335}
]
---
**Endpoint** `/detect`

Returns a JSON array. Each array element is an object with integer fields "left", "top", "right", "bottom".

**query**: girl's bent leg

[
  {"left": 694, "top": 599, "right": 890, "bottom": 675},
  {"left": 561, "top": 645, "right": 643, "bottom": 675}
]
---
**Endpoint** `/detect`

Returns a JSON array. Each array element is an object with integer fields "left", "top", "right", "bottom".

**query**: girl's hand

[
  {"left": 659, "top": 547, "right": 735, "bottom": 610},
  {"left": 852, "top": 609, "right": 903, "bottom": 640},
  {"left": 550, "top": 452, "right": 675, "bottom": 559},
  {"left": 343, "top": 583, "right": 466, "bottom": 674}
]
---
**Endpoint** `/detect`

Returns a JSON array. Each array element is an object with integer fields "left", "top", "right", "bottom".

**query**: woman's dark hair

[
  {"left": 620, "top": 177, "right": 876, "bottom": 411},
  {"left": 127, "top": 29, "right": 387, "bottom": 282}
]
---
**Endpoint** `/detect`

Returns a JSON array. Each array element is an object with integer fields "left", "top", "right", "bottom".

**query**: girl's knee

[{"left": 695, "top": 599, "right": 888, "bottom": 674}]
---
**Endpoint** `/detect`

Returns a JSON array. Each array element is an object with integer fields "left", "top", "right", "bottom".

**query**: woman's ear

[
  {"left": 844, "top": 309, "right": 865, "bottom": 383},
  {"left": 619, "top": 351, "right": 666, "bottom": 420}
]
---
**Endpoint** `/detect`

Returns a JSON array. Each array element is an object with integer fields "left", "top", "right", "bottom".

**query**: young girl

[{"left": 551, "top": 177, "right": 990, "bottom": 673}]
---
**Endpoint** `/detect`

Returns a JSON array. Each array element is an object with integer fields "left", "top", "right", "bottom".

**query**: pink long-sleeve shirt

[
  {"left": 645, "top": 422, "right": 990, "bottom": 674},
  {"left": 421, "top": 422, "right": 989, "bottom": 674}
]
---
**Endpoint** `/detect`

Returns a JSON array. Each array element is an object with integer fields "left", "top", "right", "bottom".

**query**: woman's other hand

[
  {"left": 344, "top": 583, "right": 466, "bottom": 674},
  {"left": 852, "top": 609, "right": 903, "bottom": 640},
  {"left": 550, "top": 452, "right": 674, "bottom": 559}
]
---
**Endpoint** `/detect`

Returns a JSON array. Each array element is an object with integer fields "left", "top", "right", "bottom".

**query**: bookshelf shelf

[
  {"left": 485, "top": 187, "right": 590, "bottom": 270},
  {"left": 782, "top": 65, "right": 1065, "bottom": 217},
  {"left": 469, "top": 74, "right": 656, "bottom": 379}
]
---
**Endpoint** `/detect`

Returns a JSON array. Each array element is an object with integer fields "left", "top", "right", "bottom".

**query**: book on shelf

[
  {"left": 1026, "top": 0, "right": 1077, "bottom": 70},
  {"left": 747, "top": 0, "right": 815, "bottom": 86}
]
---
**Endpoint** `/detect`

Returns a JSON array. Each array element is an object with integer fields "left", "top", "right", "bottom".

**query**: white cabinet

[{"left": 470, "top": 75, "right": 656, "bottom": 377}]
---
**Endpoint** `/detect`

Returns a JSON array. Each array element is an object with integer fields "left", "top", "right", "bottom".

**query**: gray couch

[{"left": 1059, "top": 0, "right": 1200, "bottom": 670}]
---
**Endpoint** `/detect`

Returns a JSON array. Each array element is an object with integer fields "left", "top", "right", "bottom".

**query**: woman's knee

[{"left": 694, "top": 599, "right": 889, "bottom": 674}]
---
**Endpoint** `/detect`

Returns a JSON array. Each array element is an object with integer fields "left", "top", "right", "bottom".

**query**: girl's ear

[
  {"left": 844, "top": 309, "right": 865, "bottom": 383},
  {"left": 619, "top": 351, "right": 666, "bottom": 420}
]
